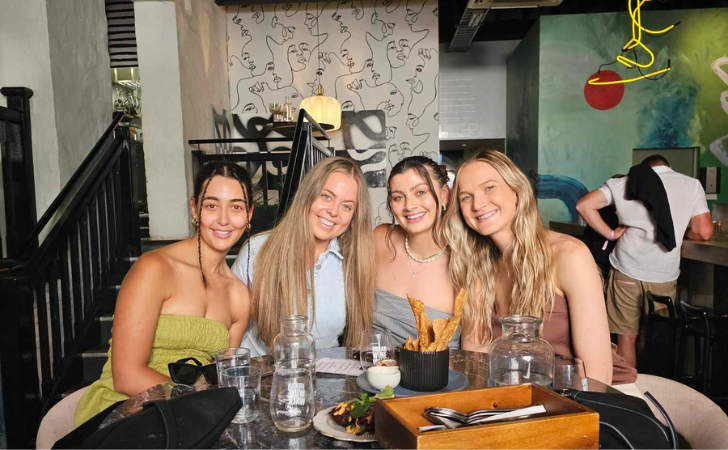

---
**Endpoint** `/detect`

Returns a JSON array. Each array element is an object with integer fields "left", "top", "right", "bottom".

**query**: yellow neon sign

[{"left": 588, "top": 0, "right": 677, "bottom": 86}]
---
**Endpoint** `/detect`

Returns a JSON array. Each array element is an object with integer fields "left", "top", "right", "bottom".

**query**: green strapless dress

[{"left": 74, "top": 314, "right": 229, "bottom": 427}]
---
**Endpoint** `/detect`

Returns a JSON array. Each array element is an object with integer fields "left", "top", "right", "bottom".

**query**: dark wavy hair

[
  {"left": 192, "top": 162, "right": 253, "bottom": 287},
  {"left": 385, "top": 156, "right": 449, "bottom": 257}
]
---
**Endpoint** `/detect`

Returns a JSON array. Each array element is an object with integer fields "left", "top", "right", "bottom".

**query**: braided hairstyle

[
  {"left": 385, "top": 156, "right": 449, "bottom": 257},
  {"left": 192, "top": 161, "right": 253, "bottom": 288}
]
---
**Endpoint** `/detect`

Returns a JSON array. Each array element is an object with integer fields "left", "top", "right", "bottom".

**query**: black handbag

[
  {"left": 55, "top": 387, "right": 242, "bottom": 449},
  {"left": 563, "top": 389, "right": 678, "bottom": 450}
]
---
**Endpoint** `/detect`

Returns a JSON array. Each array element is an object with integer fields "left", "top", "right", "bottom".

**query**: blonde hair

[
  {"left": 443, "top": 151, "right": 556, "bottom": 345},
  {"left": 251, "top": 157, "right": 375, "bottom": 348}
]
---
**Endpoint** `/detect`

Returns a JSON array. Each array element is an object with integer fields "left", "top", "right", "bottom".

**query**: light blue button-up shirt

[{"left": 231, "top": 234, "right": 347, "bottom": 357}]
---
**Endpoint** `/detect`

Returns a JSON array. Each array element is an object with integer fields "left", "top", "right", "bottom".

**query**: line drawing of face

[
  {"left": 243, "top": 103, "right": 258, "bottom": 113},
  {"left": 386, "top": 39, "right": 411, "bottom": 68},
  {"left": 376, "top": 84, "right": 404, "bottom": 117},
  {"left": 406, "top": 113, "right": 419, "bottom": 130},
  {"left": 287, "top": 42, "right": 311, "bottom": 72},
  {"left": 382, "top": 0, "right": 402, "bottom": 14},
  {"left": 348, "top": 1, "right": 364, "bottom": 20},
  {"left": 282, "top": 3, "right": 300, "bottom": 17},
  {"left": 241, "top": 51, "right": 255, "bottom": 72},
  {"left": 271, "top": 15, "right": 296, "bottom": 44},
  {"left": 370, "top": 12, "right": 395, "bottom": 39},
  {"left": 406, "top": 64, "right": 424, "bottom": 93},
  {"left": 363, "top": 58, "right": 381, "bottom": 85},
  {"left": 342, "top": 100, "right": 357, "bottom": 111}
]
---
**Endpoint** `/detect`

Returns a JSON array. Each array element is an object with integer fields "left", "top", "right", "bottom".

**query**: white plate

[{"left": 312, "top": 406, "right": 377, "bottom": 443}]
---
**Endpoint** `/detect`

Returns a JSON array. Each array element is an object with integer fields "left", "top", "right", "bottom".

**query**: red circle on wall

[{"left": 584, "top": 70, "right": 625, "bottom": 111}]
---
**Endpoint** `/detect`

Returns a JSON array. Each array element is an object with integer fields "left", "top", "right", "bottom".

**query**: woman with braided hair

[{"left": 75, "top": 162, "right": 254, "bottom": 426}]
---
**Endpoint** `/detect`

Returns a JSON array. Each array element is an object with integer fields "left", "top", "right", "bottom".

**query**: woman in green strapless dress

[{"left": 75, "top": 162, "right": 255, "bottom": 426}]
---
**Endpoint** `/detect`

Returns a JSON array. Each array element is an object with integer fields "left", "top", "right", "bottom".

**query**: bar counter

[{"left": 550, "top": 220, "right": 728, "bottom": 312}]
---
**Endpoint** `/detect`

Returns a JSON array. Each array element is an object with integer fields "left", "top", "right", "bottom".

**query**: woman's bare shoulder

[{"left": 549, "top": 230, "right": 589, "bottom": 259}]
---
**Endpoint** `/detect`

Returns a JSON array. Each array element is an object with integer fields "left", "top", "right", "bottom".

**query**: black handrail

[
  {"left": 12, "top": 112, "right": 131, "bottom": 260},
  {"left": 278, "top": 109, "right": 334, "bottom": 216},
  {"left": 1, "top": 87, "right": 36, "bottom": 258},
  {"left": 189, "top": 109, "right": 338, "bottom": 221},
  {"left": 0, "top": 112, "right": 141, "bottom": 448}
]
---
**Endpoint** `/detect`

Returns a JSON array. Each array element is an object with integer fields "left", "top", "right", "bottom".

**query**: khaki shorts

[{"left": 606, "top": 268, "right": 677, "bottom": 335}]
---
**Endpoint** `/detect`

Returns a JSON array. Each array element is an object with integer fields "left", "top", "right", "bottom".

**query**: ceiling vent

[
  {"left": 448, "top": 0, "right": 563, "bottom": 51},
  {"left": 491, "top": 0, "right": 563, "bottom": 8}
]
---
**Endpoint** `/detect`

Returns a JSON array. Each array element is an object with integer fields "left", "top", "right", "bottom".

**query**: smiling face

[
  {"left": 456, "top": 161, "right": 518, "bottom": 245},
  {"left": 389, "top": 168, "right": 448, "bottom": 236},
  {"left": 190, "top": 176, "right": 252, "bottom": 253},
  {"left": 309, "top": 171, "right": 359, "bottom": 249}
]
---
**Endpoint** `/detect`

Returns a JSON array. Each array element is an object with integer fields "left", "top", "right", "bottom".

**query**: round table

[{"left": 101, "top": 348, "right": 609, "bottom": 449}]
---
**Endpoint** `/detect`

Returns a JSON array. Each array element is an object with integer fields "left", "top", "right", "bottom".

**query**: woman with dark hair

[
  {"left": 74, "top": 162, "right": 254, "bottom": 426},
  {"left": 373, "top": 156, "right": 460, "bottom": 348}
]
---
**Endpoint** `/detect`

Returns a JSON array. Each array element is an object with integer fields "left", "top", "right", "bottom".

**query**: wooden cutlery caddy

[{"left": 374, "top": 384, "right": 599, "bottom": 449}]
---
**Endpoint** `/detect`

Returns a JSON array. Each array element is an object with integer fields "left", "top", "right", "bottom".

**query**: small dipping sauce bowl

[{"left": 367, "top": 365, "right": 401, "bottom": 390}]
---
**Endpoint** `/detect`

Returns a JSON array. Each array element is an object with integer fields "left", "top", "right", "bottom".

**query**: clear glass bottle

[
  {"left": 488, "top": 315, "right": 554, "bottom": 387},
  {"left": 273, "top": 315, "right": 316, "bottom": 373}
]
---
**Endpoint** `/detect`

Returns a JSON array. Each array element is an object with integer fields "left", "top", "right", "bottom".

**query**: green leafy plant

[{"left": 348, "top": 386, "right": 395, "bottom": 418}]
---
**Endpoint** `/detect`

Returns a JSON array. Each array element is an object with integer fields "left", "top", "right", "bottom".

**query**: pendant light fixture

[{"left": 299, "top": 0, "right": 341, "bottom": 130}]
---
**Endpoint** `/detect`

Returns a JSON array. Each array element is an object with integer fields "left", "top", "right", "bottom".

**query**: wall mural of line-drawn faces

[{"left": 227, "top": 0, "right": 440, "bottom": 171}]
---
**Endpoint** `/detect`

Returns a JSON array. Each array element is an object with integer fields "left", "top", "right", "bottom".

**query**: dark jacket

[{"left": 625, "top": 163, "right": 676, "bottom": 251}]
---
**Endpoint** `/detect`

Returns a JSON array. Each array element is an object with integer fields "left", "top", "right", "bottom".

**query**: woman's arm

[
  {"left": 111, "top": 253, "right": 172, "bottom": 395},
  {"left": 554, "top": 238, "right": 613, "bottom": 385},
  {"left": 228, "top": 279, "right": 251, "bottom": 347}
]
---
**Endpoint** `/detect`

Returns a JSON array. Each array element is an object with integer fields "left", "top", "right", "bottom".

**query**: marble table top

[{"left": 101, "top": 348, "right": 607, "bottom": 449}]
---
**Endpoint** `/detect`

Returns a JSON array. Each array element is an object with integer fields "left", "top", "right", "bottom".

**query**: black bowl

[{"left": 399, "top": 347, "right": 449, "bottom": 391}]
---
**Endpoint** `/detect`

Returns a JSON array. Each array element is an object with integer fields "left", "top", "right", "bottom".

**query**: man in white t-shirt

[{"left": 576, "top": 155, "right": 713, "bottom": 367}]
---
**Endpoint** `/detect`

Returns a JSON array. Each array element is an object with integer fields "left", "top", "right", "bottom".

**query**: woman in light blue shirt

[{"left": 232, "top": 157, "right": 376, "bottom": 356}]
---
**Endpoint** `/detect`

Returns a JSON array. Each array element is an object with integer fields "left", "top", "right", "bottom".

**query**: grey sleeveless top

[{"left": 373, "top": 288, "right": 461, "bottom": 349}]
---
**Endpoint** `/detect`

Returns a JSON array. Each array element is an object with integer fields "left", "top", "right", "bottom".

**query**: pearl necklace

[{"left": 404, "top": 234, "right": 445, "bottom": 264}]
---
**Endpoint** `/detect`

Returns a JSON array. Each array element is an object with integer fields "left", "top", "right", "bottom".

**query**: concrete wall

[
  {"left": 0, "top": 0, "right": 61, "bottom": 217},
  {"left": 0, "top": 0, "right": 111, "bottom": 218},
  {"left": 46, "top": 0, "right": 112, "bottom": 184},
  {"left": 440, "top": 40, "right": 520, "bottom": 141},
  {"left": 175, "top": 0, "right": 230, "bottom": 199},
  {"left": 136, "top": 0, "right": 231, "bottom": 239},
  {"left": 506, "top": 22, "right": 540, "bottom": 179},
  {"left": 135, "top": 0, "right": 188, "bottom": 240}
]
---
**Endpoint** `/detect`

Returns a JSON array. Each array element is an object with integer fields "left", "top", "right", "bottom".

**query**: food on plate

[
  {"left": 403, "top": 289, "right": 466, "bottom": 352},
  {"left": 330, "top": 387, "right": 395, "bottom": 435}
]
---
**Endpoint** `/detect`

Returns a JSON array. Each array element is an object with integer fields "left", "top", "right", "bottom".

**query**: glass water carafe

[
  {"left": 273, "top": 315, "right": 316, "bottom": 373},
  {"left": 488, "top": 315, "right": 554, "bottom": 387}
]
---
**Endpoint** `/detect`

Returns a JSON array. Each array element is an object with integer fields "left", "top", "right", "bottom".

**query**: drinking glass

[
  {"left": 270, "top": 366, "right": 315, "bottom": 432},
  {"left": 215, "top": 347, "right": 251, "bottom": 385},
  {"left": 220, "top": 366, "right": 261, "bottom": 424},
  {"left": 553, "top": 355, "right": 588, "bottom": 390},
  {"left": 358, "top": 329, "right": 395, "bottom": 369}
]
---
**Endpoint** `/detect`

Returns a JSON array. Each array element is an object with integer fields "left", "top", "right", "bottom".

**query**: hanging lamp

[{"left": 299, "top": 1, "right": 341, "bottom": 131}]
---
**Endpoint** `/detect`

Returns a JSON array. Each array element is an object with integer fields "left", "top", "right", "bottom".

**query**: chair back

[
  {"left": 635, "top": 374, "right": 728, "bottom": 448},
  {"left": 646, "top": 292, "right": 676, "bottom": 319},
  {"left": 680, "top": 301, "right": 710, "bottom": 336},
  {"left": 36, "top": 387, "right": 89, "bottom": 449}
]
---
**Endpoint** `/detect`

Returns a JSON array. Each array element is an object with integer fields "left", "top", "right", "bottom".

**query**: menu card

[{"left": 315, "top": 358, "right": 364, "bottom": 376}]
